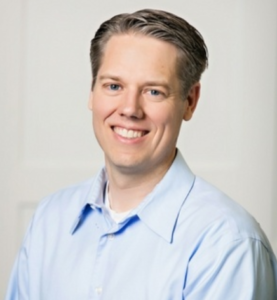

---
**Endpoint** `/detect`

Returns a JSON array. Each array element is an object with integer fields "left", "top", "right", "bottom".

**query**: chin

[{"left": 108, "top": 155, "right": 148, "bottom": 173}]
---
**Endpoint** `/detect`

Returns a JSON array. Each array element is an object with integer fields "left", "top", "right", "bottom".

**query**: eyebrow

[
  {"left": 143, "top": 81, "right": 171, "bottom": 90},
  {"left": 98, "top": 74, "right": 121, "bottom": 82}
]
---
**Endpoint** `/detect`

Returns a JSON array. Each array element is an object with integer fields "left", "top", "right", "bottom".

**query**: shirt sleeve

[
  {"left": 5, "top": 223, "right": 31, "bottom": 300},
  {"left": 183, "top": 237, "right": 277, "bottom": 300}
]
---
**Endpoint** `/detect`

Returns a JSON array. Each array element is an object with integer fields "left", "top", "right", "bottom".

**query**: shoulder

[
  {"left": 31, "top": 177, "right": 96, "bottom": 227},
  {"left": 177, "top": 176, "right": 277, "bottom": 298},
  {"left": 41, "top": 177, "right": 95, "bottom": 208},
  {"left": 180, "top": 176, "right": 274, "bottom": 255}
]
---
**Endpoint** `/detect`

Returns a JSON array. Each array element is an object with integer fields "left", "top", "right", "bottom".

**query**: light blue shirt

[{"left": 6, "top": 151, "right": 277, "bottom": 299}]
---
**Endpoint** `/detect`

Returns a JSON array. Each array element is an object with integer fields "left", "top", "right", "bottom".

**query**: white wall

[{"left": 0, "top": 0, "right": 276, "bottom": 298}]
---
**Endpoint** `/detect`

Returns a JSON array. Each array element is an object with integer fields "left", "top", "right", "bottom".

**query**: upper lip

[{"left": 111, "top": 125, "right": 149, "bottom": 133}]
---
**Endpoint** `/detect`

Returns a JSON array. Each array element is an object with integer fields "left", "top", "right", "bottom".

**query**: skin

[{"left": 89, "top": 34, "right": 200, "bottom": 212}]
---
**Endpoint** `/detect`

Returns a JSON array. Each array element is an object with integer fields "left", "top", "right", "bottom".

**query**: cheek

[
  {"left": 157, "top": 111, "right": 184, "bottom": 141},
  {"left": 92, "top": 101, "right": 117, "bottom": 141},
  {"left": 92, "top": 106, "right": 105, "bottom": 135},
  {"left": 92, "top": 89, "right": 114, "bottom": 118},
  {"left": 93, "top": 100, "right": 113, "bottom": 124},
  {"left": 148, "top": 106, "right": 179, "bottom": 129}
]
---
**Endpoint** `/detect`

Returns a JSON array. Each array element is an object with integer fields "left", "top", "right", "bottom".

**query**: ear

[
  {"left": 183, "top": 82, "right": 201, "bottom": 121},
  {"left": 88, "top": 91, "right": 93, "bottom": 111}
]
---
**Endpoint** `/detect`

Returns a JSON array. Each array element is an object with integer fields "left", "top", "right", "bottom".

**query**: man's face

[{"left": 89, "top": 34, "right": 198, "bottom": 176}]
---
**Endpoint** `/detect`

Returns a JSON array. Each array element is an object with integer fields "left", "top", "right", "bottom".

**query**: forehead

[{"left": 98, "top": 34, "right": 179, "bottom": 80}]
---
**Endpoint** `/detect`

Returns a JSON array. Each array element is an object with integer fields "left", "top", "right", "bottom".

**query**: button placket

[{"left": 95, "top": 286, "right": 103, "bottom": 295}]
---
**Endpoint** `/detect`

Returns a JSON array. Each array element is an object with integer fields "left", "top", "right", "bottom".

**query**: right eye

[{"left": 108, "top": 84, "right": 121, "bottom": 91}]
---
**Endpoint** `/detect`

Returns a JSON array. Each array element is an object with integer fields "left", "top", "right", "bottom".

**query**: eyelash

[
  {"left": 108, "top": 84, "right": 121, "bottom": 91},
  {"left": 149, "top": 89, "right": 161, "bottom": 96},
  {"left": 104, "top": 84, "right": 165, "bottom": 98}
]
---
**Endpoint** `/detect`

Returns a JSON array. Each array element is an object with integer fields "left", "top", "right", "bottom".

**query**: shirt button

[
  {"left": 95, "top": 286, "right": 102, "bottom": 295},
  {"left": 107, "top": 233, "right": 115, "bottom": 241}
]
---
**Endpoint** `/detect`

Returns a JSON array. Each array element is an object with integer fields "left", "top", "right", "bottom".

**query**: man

[{"left": 6, "top": 9, "right": 277, "bottom": 300}]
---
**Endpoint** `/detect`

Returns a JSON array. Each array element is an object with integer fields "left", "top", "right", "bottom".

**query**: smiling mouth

[{"left": 113, "top": 126, "right": 148, "bottom": 139}]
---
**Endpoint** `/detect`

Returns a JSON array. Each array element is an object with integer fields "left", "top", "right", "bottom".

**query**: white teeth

[
  {"left": 127, "top": 130, "right": 133, "bottom": 138},
  {"left": 114, "top": 127, "right": 144, "bottom": 139}
]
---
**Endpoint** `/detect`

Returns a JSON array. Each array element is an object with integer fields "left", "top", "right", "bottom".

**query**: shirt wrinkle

[{"left": 6, "top": 150, "right": 277, "bottom": 300}]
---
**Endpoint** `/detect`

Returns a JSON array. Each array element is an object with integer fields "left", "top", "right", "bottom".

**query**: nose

[{"left": 118, "top": 90, "right": 144, "bottom": 119}]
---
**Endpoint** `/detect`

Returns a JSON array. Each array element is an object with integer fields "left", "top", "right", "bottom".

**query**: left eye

[
  {"left": 109, "top": 84, "right": 120, "bottom": 90},
  {"left": 149, "top": 89, "right": 161, "bottom": 96}
]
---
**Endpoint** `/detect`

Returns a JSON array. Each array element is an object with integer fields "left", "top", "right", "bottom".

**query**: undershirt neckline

[{"left": 105, "top": 182, "right": 131, "bottom": 223}]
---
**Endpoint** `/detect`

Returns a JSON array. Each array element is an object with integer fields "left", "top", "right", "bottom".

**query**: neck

[{"left": 106, "top": 153, "right": 176, "bottom": 213}]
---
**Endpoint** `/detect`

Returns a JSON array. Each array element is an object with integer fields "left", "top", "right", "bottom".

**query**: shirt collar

[
  {"left": 71, "top": 150, "right": 195, "bottom": 242},
  {"left": 135, "top": 150, "right": 195, "bottom": 243},
  {"left": 70, "top": 168, "right": 108, "bottom": 234}
]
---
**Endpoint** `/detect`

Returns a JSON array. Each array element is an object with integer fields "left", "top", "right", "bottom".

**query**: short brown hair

[{"left": 90, "top": 9, "right": 208, "bottom": 96}]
